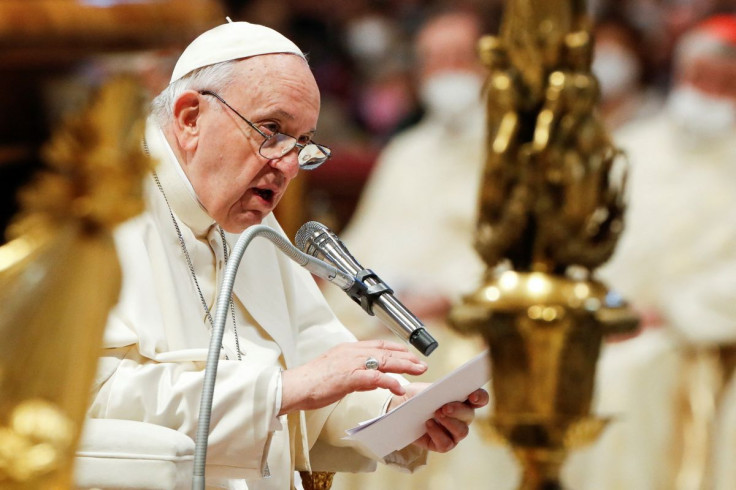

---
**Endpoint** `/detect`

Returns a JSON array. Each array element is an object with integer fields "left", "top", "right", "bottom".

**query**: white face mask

[
  {"left": 419, "top": 71, "right": 484, "bottom": 124},
  {"left": 345, "top": 16, "right": 393, "bottom": 63},
  {"left": 592, "top": 45, "right": 641, "bottom": 101},
  {"left": 667, "top": 85, "right": 736, "bottom": 140}
]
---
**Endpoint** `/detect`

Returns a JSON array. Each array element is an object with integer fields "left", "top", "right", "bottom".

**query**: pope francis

[{"left": 86, "top": 20, "right": 488, "bottom": 490}]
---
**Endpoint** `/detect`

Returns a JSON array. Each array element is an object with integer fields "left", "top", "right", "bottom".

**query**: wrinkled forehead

[
  {"left": 234, "top": 53, "right": 311, "bottom": 76},
  {"left": 225, "top": 54, "right": 321, "bottom": 116},
  {"left": 230, "top": 54, "right": 318, "bottom": 94}
]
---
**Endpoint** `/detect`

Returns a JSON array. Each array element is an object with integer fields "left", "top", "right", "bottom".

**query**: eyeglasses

[{"left": 199, "top": 90, "right": 331, "bottom": 170}]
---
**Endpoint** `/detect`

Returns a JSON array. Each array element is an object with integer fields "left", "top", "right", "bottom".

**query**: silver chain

[{"left": 152, "top": 171, "right": 242, "bottom": 361}]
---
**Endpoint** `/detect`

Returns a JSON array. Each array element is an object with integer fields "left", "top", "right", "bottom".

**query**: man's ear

[{"left": 172, "top": 90, "right": 202, "bottom": 152}]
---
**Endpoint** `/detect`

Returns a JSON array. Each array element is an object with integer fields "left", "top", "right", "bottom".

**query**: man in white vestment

[
  {"left": 327, "top": 11, "right": 521, "bottom": 490},
  {"left": 87, "top": 20, "right": 488, "bottom": 489},
  {"left": 325, "top": 10, "right": 489, "bottom": 334},
  {"left": 562, "top": 14, "right": 736, "bottom": 490}
]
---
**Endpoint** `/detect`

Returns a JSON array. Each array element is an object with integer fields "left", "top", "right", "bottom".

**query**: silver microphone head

[
  {"left": 295, "top": 221, "right": 329, "bottom": 257},
  {"left": 295, "top": 221, "right": 363, "bottom": 274}
]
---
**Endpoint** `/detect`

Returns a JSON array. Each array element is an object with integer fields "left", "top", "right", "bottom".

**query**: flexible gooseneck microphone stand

[{"left": 191, "top": 225, "right": 354, "bottom": 490}]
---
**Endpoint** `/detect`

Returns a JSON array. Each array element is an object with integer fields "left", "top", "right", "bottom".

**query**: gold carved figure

[
  {"left": 0, "top": 77, "right": 149, "bottom": 488},
  {"left": 450, "top": 1, "right": 638, "bottom": 488}
]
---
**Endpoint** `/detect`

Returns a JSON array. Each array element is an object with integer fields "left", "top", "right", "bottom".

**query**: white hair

[{"left": 150, "top": 61, "right": 238, "bottom": 127}]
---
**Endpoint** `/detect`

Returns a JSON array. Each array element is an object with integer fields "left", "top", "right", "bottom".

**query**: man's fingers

[
  {"left": 282, "top": 342, "right": 430, "bottom": 414},
  {"left": 467, "top": 388, "right": 489, "bottom": 408},
  {"left": 375, "top": 355, "right": 427, "bottom": 375},
  {"left": 432, "top": 389, "right": 488, "bottom": 424},
  {"left": 433, "top": 412, "right": 470, "bottom": 443},
  {"left": 352, "top": 370, "right": 406, "bottom": 396},
  {"left": 424, "top": 418, "right": 456, "bottom": 453},
  {"left": 402, "top": 387, "right": 489, "bottom": 454},
  {"left": 353, "top": 339, "right": 411, "bottom": 353},
  {"left": 437, "top": 401, "right": 475, "bottom": 425},
  {"left": 411, "top": 411, "right": 473, "bottom": 453},
  {"left": 355, "top": 347, "right": 426, "bottom": 375}
]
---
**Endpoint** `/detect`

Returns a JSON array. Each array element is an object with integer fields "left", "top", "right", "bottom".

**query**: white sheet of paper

[{"left": 344, "top": 350, "right": 491, "bottom": 458}]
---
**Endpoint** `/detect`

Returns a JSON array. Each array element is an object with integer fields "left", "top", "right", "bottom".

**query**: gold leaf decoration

[{"left": 0, "top": 76, "right": 150, "bottom": 487}]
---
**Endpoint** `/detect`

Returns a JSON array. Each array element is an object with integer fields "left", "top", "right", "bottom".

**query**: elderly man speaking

[{"left": 87, "top": 20, "right": 488, "bottom": 489}]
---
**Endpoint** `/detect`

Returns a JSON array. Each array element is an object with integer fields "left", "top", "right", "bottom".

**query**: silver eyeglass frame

[{"left": 199, "top": 90, "right": 331, "bottom": 170}]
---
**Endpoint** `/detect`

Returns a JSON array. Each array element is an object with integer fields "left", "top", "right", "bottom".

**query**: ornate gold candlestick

[
  {"left": 0, "top": 77, "right": 149, "bottom": 488},
  {"left": 449, "top": 1, "right": 638, "bottom": 488}
]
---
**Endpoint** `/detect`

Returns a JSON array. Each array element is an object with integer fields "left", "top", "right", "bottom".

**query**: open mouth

[{"left": 253, "top": 187, "right": 275, "bottom": 203}]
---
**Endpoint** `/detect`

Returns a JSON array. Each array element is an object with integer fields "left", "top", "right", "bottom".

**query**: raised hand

[{"left": 279, "top": 340, "right": 428, "bottom": 415}]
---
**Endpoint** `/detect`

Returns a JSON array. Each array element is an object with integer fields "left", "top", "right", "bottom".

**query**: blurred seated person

[
  {"left": 591, "top": 12, "right": 664, "bottom": 129},
  {"left": 327, "top": 8, "right": 520, "bottom": 490},
  {"left": 563, "top": 14, "right": 736, "bottom": 490},
  {"left": 325, "top": 9, "right": 488, "bottom": 344}
]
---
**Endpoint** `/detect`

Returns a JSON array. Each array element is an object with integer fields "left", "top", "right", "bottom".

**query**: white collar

[{"left": 145, "top": 117, "right": 215, "bottom": 237}]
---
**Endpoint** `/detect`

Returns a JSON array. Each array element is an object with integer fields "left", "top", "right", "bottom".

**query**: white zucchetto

[{"left": 170, "top": 20, "right": 305, "bottom": 84}]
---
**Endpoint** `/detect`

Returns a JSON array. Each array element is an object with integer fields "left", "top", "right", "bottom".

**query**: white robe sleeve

[{"left": 88, "top": 346, "right": 282, "bottom": 480}]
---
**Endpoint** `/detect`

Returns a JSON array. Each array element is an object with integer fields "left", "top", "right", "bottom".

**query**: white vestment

[
  {"left": 562, "top": 113, "right": 736, "bottom": 489},
  {"left": 88, "top": 121, "right": 426, "bottom": 489},
  {"left": 335, "top": 112, "right": 487, "bottom": 300}
]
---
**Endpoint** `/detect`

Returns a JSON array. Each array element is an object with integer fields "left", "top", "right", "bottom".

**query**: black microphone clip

[{"left": 346, "top": 269, "right": 393, "bottom": 316}]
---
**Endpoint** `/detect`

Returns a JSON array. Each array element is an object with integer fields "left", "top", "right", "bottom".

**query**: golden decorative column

[
  {"left": 0, "top": 77, "right": 150, "bottom": 488},
  {"left": 0, "top": 2, "right": 223, "bottom": 487},
  {"left": 449, "top": 1, "right": 638, "bottom": 488}
]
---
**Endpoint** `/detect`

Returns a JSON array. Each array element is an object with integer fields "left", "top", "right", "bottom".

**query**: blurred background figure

[
  {"left": 325, "top": 8, "right": 487, "bottom": 375},
  {"left": 620, "top": 0, "right": 728, "bottom": 88},
  {"left": 564, "top": 13, "right": 736, "bottom": 490},
  {"left": 327, "top": 7, "right": 519, "bottom": 490},
  {"left": 325, "top": 7, "right": 487, "bottom": 339},
  {"left": 591, "top": 11, "right": 664, "bottom": 129}
]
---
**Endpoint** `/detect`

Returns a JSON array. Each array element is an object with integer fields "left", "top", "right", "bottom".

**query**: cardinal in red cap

[
  {"left": 564, "top": 13, "right": 736, "bottom": 490},
  {"left": 668, "top": 13, "right": 736, "bottom": 136}
]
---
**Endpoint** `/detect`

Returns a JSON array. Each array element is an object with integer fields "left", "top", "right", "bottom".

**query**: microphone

[
  {"left": 193, "top": 224, "right": 356, "bottom": 490},
  {"left": 295, "top": 221, "right": 438, "bottom": 356}
]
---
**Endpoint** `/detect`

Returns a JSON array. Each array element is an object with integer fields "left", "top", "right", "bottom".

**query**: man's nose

[{"left": 267, "top": 148, "right": 300, "bottom": 177}]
